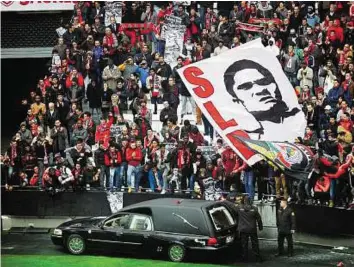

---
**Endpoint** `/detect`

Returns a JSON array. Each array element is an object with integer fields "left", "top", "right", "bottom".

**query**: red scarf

[
  {"left": 105, "top": 34, "right": 114, "bottom": 47},
  {"left": 196, "top": 50, "right": 203, "bottom": 61},
  {"left": 131, "top": 129, "right": 139, "bottom": 137},
  {"left": 150, "top": 74, "right": 160, "bottom": 97},
  {"left": 205, "top": 12, "right": 216, "bottom": 30},
  {"left": 113, "top": 105, "right": 120, "bottom": 117},
  {"left": 150, "top": 147, "right": 159, "bottom": 161},
  {"left": 305, "top": 131, "right": 313, "bottom": 140},
  {"left": 73, "top": 168, "right": 82, "bottom": 179},
  {"left": 342, "top": 80, "right": 352, "bottom": 91},
  {"left": 109, "top": 151, "right": 117, "bottom": 161},
  {"left": 39, "top": 84, "right": 46, "bottom": 96},
  {"left": 11, "top": 144, "right": 17, "bottom": 166},
  {"left": 31, "top": 124, "right": 39, "bottom": 136},
  {"left": 177, "top": 148, "right": 190, "bottom": 169},
  {"left": 160, "top": 149, "right": 165, "bottom": 161},
  {"left": 301, "top": 90, "right": 311, "bottom": 101},
  {"left": 84, "top": 117, "right": 93, "bottom": 129},
  {"left": 140, "top": 106, "right": 147, "bottom": 118}
]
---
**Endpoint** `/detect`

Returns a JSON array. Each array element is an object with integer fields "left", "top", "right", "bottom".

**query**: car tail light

[{"left": 207, "top": 237, "right": 218, "bottom": 246}]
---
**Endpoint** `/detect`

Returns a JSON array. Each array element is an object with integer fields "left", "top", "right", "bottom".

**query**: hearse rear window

[
  {"left": 153, "top": 207, "right": 208, "bottom": 235},
  {"left": 209, "top": 206, "right": 235, "bottom": 231}
]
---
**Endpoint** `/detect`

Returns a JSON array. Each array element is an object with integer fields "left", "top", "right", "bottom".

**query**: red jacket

[
  {"left": 339, "top": 119, "right": 353, "bottom": 132},
  {"left": 29, "top": 173, "right": 39, "bottom": 186},
  {"left": 189, "top": 132, "right": 204, "bottom": 146},
  {"left": 222, "top": 148, "right": 237, "bottom": 175},
  {"left": 95, "top": 116, "right": 113, "bottom": 148},
  {"left": 325, "top": 154, "right": 353, "bottom": 179},
  {"left": 177, "top": 148, "right": 191, "bottom": 169},
  {"left": 232, "top": 158, "right": 247, "bottom": 173},
  {"left": 314, "top": 176, "right": 330, "bottom": 192},
  {"left": 104, "top": 150, "right": 122, "bottom": 167},
  {"left": 326, "top": 21, "right": 344, "bottom": 43},
  {"left": 65, "top": 73, "right": 84, "bottom": 88},
  {"left": 126, "top": 147, "right": 143, "bottom": 166}
]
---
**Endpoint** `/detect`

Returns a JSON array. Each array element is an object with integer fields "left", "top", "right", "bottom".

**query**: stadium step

[{"left": 8, "top": 227, "right": 50, "bottom": 234}]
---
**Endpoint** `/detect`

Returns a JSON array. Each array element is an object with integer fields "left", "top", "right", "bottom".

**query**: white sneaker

[{"left": 161, "top": 190, "right": 166, "bottom": 194}]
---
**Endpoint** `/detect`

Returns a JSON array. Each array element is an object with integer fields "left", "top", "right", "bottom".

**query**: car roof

[{"left": 121, "top": 198, "right": 218, "bottom": 211}]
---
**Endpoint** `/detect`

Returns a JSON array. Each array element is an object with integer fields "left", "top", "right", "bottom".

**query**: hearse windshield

[{"left": 209, "top": 206, "right": 235, "bottom": 231}]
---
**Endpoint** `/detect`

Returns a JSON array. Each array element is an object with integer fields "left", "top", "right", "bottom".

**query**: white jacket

[{"left": 297, "top": 66, "right": 314, "bottom": 89}]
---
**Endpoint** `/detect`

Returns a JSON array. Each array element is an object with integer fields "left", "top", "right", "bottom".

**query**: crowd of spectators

[{"left": 1, "top": 1, "right": 354, "bottom": 209}]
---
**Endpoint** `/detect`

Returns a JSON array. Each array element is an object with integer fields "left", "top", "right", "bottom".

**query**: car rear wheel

[
  {"left": 66, "top": 234, "right": 86, "bottom": 255},
  {"left": 168, "top": 244, "right": 186, "bottom": 262}
]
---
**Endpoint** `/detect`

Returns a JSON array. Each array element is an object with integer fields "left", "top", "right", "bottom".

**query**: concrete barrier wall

[{"left": 2, "top": 190, "right": 354, "bottom": 236}]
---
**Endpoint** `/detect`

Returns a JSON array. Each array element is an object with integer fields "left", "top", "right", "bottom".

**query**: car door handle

[
  {"left": 116, "top": 231, "right": 123, "bottom": 236},
  {"left": 143, "top": 234, "right": 150, "bottom": 239}
]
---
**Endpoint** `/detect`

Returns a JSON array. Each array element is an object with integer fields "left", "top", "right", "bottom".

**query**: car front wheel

[
  {"left": 66, "top": 234, "right": 86, "bottom": 255},
  {"left": 168, "top": 244, "right": 186, "bottom": 262}
]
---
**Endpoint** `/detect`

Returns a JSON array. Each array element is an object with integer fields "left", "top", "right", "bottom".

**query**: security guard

[
  {"left": 235, "top": 195, "right": 263, "bottom": 262},
  {"left": 276, "top": 198, "right": 296, "bottom": 257}
]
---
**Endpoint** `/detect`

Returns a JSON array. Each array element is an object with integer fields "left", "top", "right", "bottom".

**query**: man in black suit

[
  {"left": 108, "top": 16, "right": 120, "bottom": 35},
  {"left": 55, "top": 93, "right": 70, "bottom": 126},
  {"left": 123, "top": 2, "right": 142, "bottom": 23},
  {"left": 276, "top": 198, "right": 296, "bottom": 257},
  {"left": 90, "top": 1, "right": 105, "bottom": 24}
]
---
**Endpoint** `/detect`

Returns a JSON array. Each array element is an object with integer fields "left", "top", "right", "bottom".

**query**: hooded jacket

[
  {"left": 257, "top": 2, "right": 273, "bottom": 18},
  {"left": 222, "top": 147, "right": 237, "bottom": 175}
]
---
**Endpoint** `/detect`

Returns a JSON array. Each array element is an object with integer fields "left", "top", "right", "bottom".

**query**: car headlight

[{"left": 53, "top": 229, "right": 62, "bottom": 236}]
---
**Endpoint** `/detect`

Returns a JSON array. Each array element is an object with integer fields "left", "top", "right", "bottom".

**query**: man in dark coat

[
  {"left": 218, "top": 16, "right": 234, "bottom": 46},
  {"left": 67, "top": 78, "right": 84, "bottom": 110},
  {"left": 173, "top": 5, "right": 190, "bottom": 26},
  {"left": 160, "top": 101, "right": 178, "bottom": 126},
  {"left": 50, "top": 119, "right": 69, "bottom": 157},
  {"left": 86, "top": 79, "right": 102, "bottom": 116},
  {"left": 235, "top": 195, "right": 263, "bottom": 262},
  {"left": 156, "top": 55, "right": 172, "bottom": 81},
  {"left": 56, "top": 93, "right": 70, "bottom": 124},
  {"left": 123, "top": 2, "right": 142, "bottom": 23},
  {"left": 276, "top": 198, "right": 296, "bottom": 257}
]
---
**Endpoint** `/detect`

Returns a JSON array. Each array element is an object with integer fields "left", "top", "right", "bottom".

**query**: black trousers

[
  {"left": 257, "top": 177, "right": 267, "bottom": 200},
  {"left": 181, "top": 167, "right": 192, "bottom": 191},
  {"left": 278, "top": 232, "right": 293, "bottom": 256},
  {"left": 240, "top": 232, "right": 261, "bottom": 261}
]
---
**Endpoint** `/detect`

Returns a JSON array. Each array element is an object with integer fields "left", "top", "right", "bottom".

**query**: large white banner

[
  {"left": 164, "top": 15, "right": 186, "bottom": 68},
  {"left": 1, "top": 1, "right": 76, "bottom": 12},
  {"left": 106, "top": 192, "right": 124, "bottom": 213},
  {"left": 104, "top": 1, "right": 122, "bottom": 25},
  {"left": 177, "top": 41, "right": 306, "bottom": 165}
]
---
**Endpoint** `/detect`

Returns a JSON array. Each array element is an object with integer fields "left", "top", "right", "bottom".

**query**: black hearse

[{"left": 51, "top": 198, "right": 238, "bottom": 262}]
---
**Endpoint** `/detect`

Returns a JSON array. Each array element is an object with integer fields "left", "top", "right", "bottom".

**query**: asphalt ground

[{"left": 1, "top": 233, "right": 354, "bottom": 267}]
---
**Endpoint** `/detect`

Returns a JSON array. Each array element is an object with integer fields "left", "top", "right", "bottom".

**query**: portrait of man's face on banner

[
  {"left": 224, "top": 59, "right": 300, "bottom": 125},
  {"left": 178, "top": 43, "right": 306, "bottom": 144}
]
